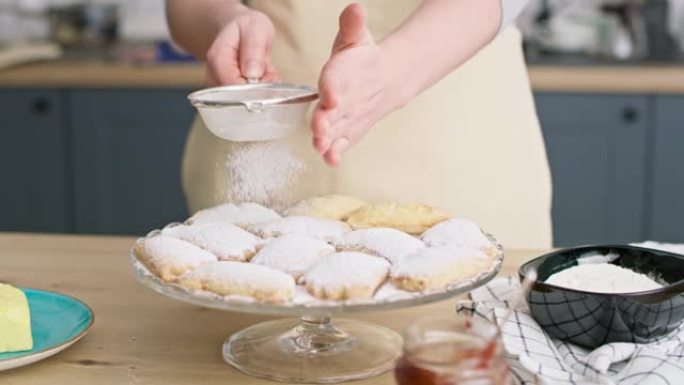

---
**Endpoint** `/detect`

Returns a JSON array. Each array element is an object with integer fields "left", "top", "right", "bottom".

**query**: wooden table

[{"left": 0, "top": 233, "right": 542, "bottom": 385}]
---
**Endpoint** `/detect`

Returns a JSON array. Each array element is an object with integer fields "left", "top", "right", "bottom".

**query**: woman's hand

[
  {"left": 205, "top": 9, "right": 280, "bottom": 86},
  {"left": 311, "top": 0, "right": 502, "bottom": 167},
  {"left": 312, "top": 3, "right": 405, "bottom": 166}
]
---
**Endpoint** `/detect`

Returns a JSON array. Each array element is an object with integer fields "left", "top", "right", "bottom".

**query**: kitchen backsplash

[
  {"left": 0, "top": 0, "right": 168, "bottom": 44},
  {"left": 2, "top": 0, "right": 683, "bottom": 61},
  {"left": 670, "top": 0, "right": 684, "bottom": 50},
  {"left": 518, "top": 0, "right": 684, "bottom": 61}
]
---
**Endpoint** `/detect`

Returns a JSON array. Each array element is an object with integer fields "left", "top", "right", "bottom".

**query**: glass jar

[{"left": 395, "top": 316, "right": 512, "bottom": 385}]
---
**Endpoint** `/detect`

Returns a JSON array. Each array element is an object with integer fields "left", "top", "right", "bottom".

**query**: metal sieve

[{"left": 188, "top": 83, "right": 318, "bottom": 141}]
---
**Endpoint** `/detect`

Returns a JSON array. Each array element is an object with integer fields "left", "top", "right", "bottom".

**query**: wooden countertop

[
  {"left": 528, "top": 65, "right": 684, "bottom": 94},
  {"left": 0, "top": 62, "right": 205, "bottom": 88},
  {"left": 0, "top": 232, "right": 541, "bottom": 385},
  {"left": 1, "top": 61, "right": 684, "bottom": 93}
]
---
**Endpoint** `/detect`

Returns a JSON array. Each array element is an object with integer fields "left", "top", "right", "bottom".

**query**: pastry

[
  {"left": 390, "top": 247, "right": 490, "bottom": 292},
  {"left": 251, "top": 234, "right": 335, "bottom": 279},
  {"left": 421, "top": 218, "right": 496, "bottom": 256},
  {"left": 284, "top": 194, "right": 368, "bottom": 220},
  {"left": 333, "top": 227, "right": 425, "bottom": 264},
  {"left": 134, "top": 235, "right": 217, "bottom": 282},
  {"left": 346, "top": 203, "right": 450, "bottom": 235},
  {"left": 177, "top": 261, "right": 295, "bottom": 303},
  {"left": 162, "top": 222, "right": 260, "bottom": 262},
  {"left": 188, "top": 202, "right": 281, "bottom": 228},
  {"left": 304, "top": 252, "right": 390, "bottom": 300},
  {"left": 247, "top": 216, "right": 351, "bottom": 242}
]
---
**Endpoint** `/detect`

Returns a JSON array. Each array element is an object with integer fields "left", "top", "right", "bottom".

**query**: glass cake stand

[{"left": 129, "top": 235, "right": 503, "bottom": 383}]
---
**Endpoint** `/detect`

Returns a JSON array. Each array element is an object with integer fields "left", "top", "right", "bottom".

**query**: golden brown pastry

[
  {"left": 247, "top": 216, "right": 351, "bottom": 242},
  {"left": 346, "top": 202, "right": 450, "bottom": 235},
  {"left": 177, "top": 261, "right": 295, "bottom": 303},
  {"left": 303, "top": 252, "right": 390, "bottom": 300},
  {"left": 161, "top": 222, "right": 261, "bottom": 262},
  {"left": 251, "top": 234, "right": 335, "bottom": 279},
  {"left": 421, "top": 218, "right": 497, "bottom": 257},
  {"left": 134, "top": 235, "right": 217, "bottom": 282},
  {"left": 333, "top": 227, "right": 425, "bottom": 264},
  {"left": 283, "top": 194, "right": 368, "bottom": 220},
  {"left": 390, "top": 247, "right": 491, "bottom": 292},
  {"left": 188, "top": 202, "right": 280, "bottom": 228}
]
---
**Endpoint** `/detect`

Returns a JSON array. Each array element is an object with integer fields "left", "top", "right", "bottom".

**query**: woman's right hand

[{"left": 205, "top": 9, "right": 280, "bottom": 86}]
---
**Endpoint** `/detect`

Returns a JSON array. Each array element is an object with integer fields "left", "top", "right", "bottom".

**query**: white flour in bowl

[
  {"left": 223, "top": 141, "right": 305, "bottom": 210},
  {"left": 545, "top": 263, "right": 663, "bottom": 293}
]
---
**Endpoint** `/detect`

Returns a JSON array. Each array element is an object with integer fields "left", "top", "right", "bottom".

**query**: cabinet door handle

[
  {"left": 621, "top": 106, "right": 639, "bottom": 123},
  {"left": 32, "top": 97, "right": 51, "bottom": 115}
]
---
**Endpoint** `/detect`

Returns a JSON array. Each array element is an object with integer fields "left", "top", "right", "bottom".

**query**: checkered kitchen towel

[{"left": 457, "top": 276, "right": 684, "bottom": 385}]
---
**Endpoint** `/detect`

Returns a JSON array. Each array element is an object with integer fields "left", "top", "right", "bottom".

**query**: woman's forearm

[
  {"left": 380, "top": 0, "right": 502, "bottom": 106},
  {"left": 166, "top": 0, "right": 248, "bottom": 60}
]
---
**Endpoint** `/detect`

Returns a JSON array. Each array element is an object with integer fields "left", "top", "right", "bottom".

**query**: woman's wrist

[
  {"left": 376, "top": 37, "right": 423, "bottom": 113},
  {"left": 209, "top": 2, "right": 251, "bottom": 38},
  {"left": 375, "top": 0, "right": 501, "bottom": 111},
  {"left": 167, "top": 0, "right": 252, "bottom": 60},
  {"left": 375, "top": 40, "right": 410, "bottom": 112}
]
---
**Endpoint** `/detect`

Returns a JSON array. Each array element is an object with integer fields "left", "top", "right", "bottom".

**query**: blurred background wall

[
  {"left": 0, "top": 0, "right": 168, "bottom": 45},
  {"left": 0, "top": 0, "right": 683, "bottom": 248}
]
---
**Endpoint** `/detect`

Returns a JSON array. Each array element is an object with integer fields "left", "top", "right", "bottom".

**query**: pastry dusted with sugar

[
  {"left": 284, "top": 194, "right": 367, "bottom": 220},
  {"left": 188, "top": 202, "right": 280, "bottom": 228},
  {"left": 177, "top": 261, "right": 295, "bottom": 303},
  {"left": 251, "top": 234, "right": 335, "bottom": 279},
  {"left": 247, "top": 216, "right": 351, "bottom": 242},
  {"left": 421, "top": 218, "right": 496, "bottom": 256},
  {"left": 333, "top": 228, "right": 425, "bottom": 264},
  {"left": 346, "top": 202, "right": 450, "bottom": 235},
  {"left": 134, "top": 235, "right": 217, "bottom": 282},
  {"left": 304, "top": 252, "right": 390, "bottom": 300},
  {"left": 390, "top": 247, "right": 489, "bottom": 292},
  {"left": 162, "top": 222, "right": 260, "bottom": 262}
]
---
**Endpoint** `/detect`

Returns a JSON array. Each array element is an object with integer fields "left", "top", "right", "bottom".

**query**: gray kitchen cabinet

[
  {"left": 535, "top": 93, "right": 650, "bottom": 246},
  {"left": 0, "top": 89, "right": 72, "bottom": 232},
  {"left": 1, "top": 85, "right": 680, "bottom": 243},
  {"left": 648, "top": 96, "right": 684, "bottom": 242},
  {"left": 69, "top": 89, "right": 194, "bottom": 235}
]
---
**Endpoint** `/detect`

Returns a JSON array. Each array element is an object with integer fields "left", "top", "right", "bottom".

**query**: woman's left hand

[{"left": 312, "top": 3, "right": 404, "bottom": 166}]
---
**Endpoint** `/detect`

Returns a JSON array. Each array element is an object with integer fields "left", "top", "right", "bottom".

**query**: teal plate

[{"left": 0, "top": 288, "right": 94, "bottom": 371}]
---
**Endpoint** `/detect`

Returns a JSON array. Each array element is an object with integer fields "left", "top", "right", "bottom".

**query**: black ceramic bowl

[{"left": 518, "top": 245, "right": 684, "bottom": 349}]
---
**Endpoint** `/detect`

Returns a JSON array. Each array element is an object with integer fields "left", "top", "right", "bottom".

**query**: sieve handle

[{"left": 243, "top": 78, "right": 263, "bottom": 112}]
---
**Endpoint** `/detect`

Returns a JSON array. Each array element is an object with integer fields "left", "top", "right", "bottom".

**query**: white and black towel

[{"left": 457, "top": 276, "right": 684, "bottom": 385}]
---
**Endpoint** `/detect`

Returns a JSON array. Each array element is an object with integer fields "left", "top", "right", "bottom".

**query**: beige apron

[{"left": 182, "top": 0, "right": 553, "bottom": 248}]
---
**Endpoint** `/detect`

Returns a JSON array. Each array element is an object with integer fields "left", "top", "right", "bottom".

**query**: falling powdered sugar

[{"left": 224, "top": 141, "right": 306, "bottom": 209}]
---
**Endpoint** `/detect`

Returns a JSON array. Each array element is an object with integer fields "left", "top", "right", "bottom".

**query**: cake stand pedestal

[{"left": 223, "top": 314, "right": 402, "bottom": 383}]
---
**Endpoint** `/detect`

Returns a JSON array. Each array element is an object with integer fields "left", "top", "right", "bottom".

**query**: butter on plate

[{"left": 0, "top": 283, "right": 33, "bottom": 353}]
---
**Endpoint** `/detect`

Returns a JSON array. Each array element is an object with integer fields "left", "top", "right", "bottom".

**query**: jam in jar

[{"left": 395, "top": 316, "right": 511, "bottom": 385}]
